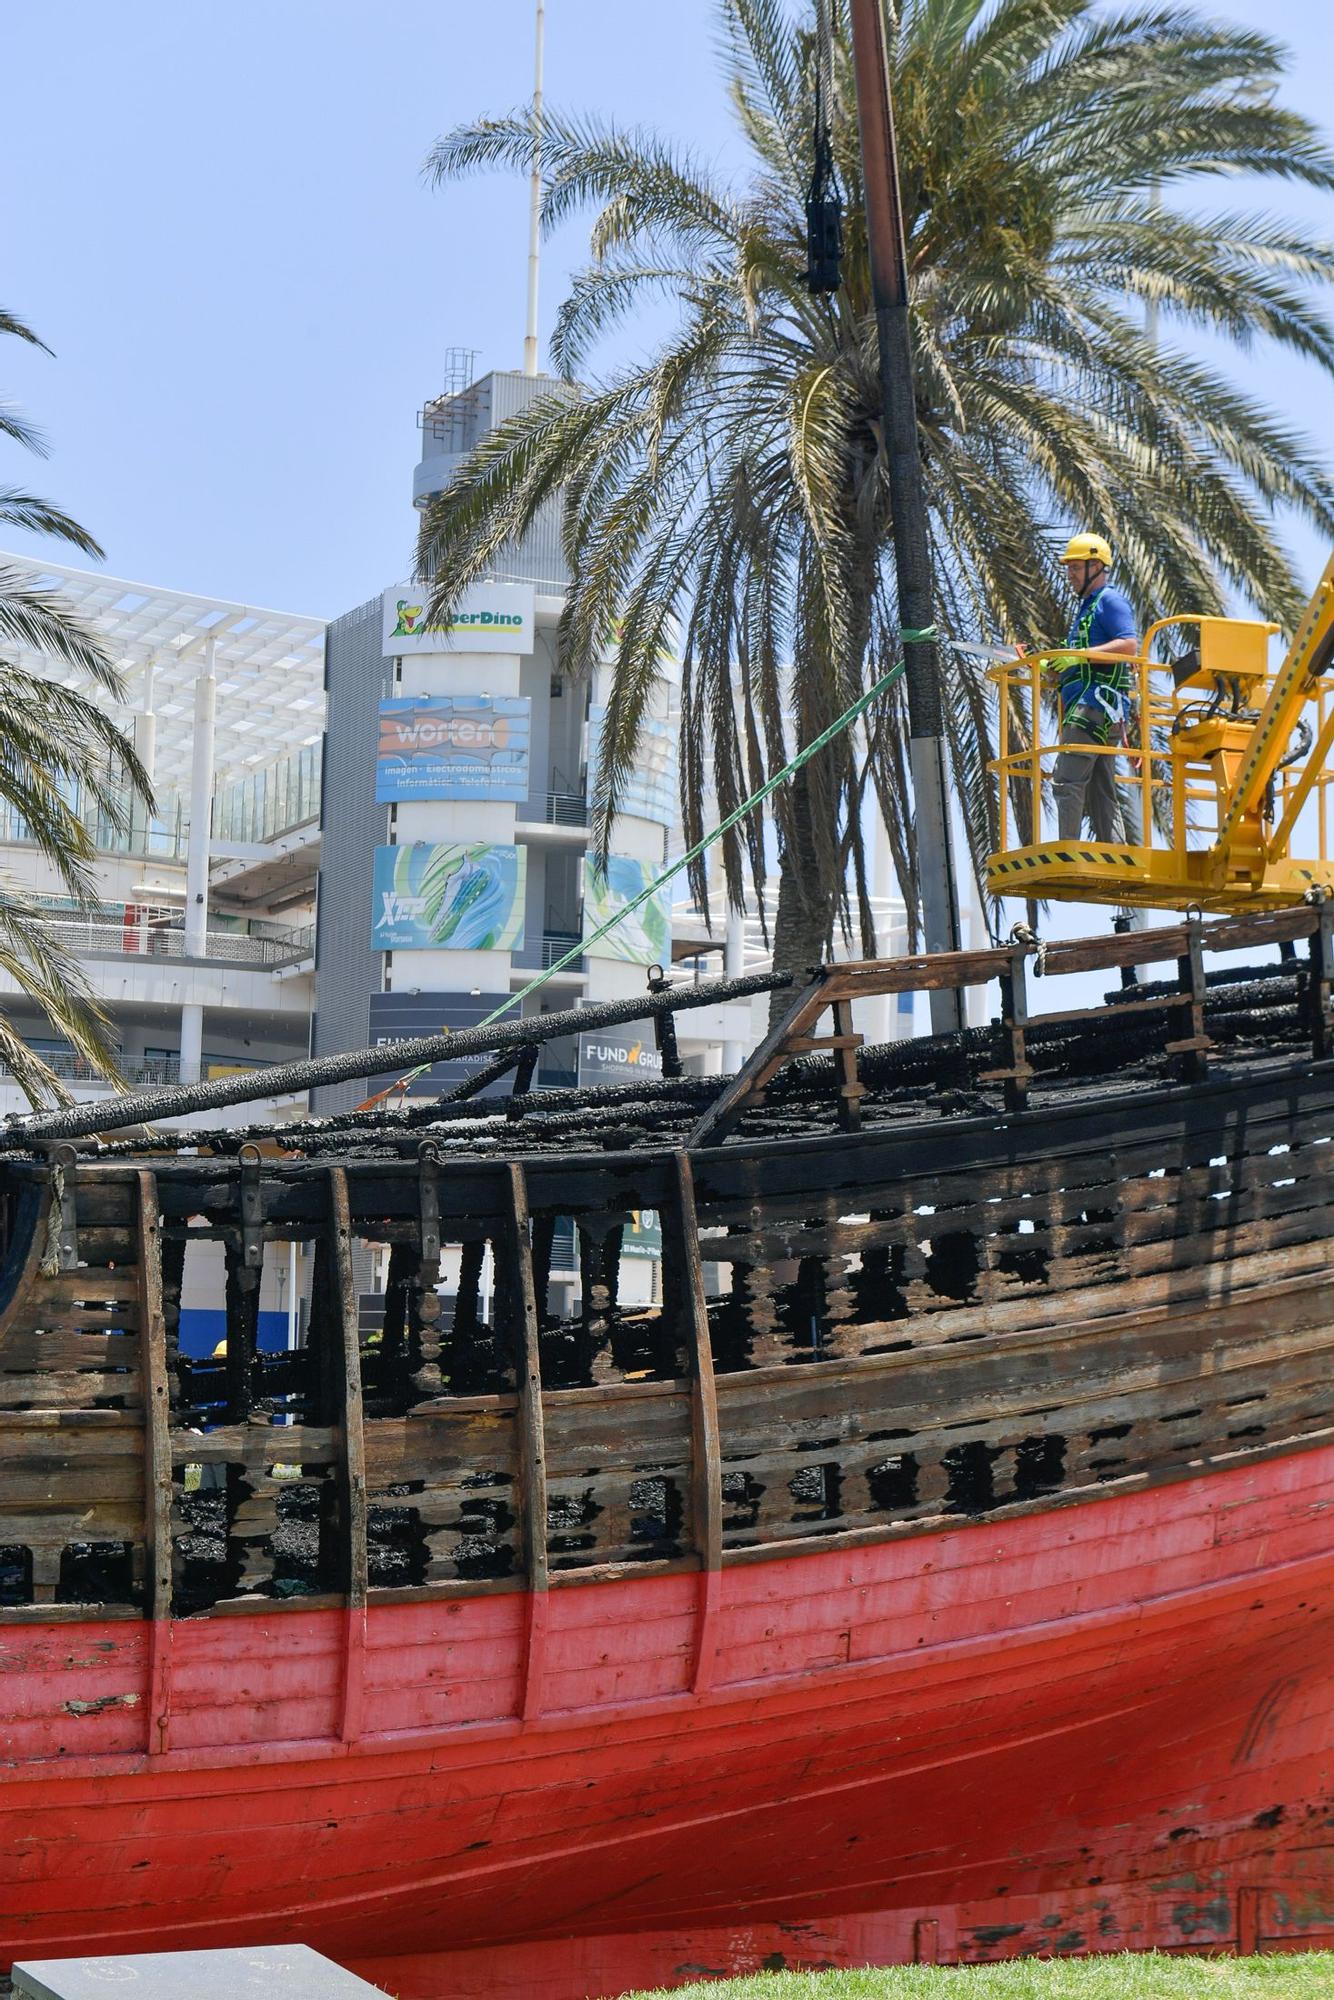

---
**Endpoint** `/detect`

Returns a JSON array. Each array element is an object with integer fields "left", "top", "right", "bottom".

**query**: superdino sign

[{"left": 381, "top": 583, "right": 536, "bottom": 657}]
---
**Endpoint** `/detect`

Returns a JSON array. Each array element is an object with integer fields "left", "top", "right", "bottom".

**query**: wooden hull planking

[
  {"left": 0, "top": 916, "right": 1333, "bottom": 1993},
  {"left": 0, "top": 1448, "right": 1331, "bottom": 1994}
]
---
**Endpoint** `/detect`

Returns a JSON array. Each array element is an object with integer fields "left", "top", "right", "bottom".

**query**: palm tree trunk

[{"left": 768, "top": 766, "right": 833, "bottom": 1024}]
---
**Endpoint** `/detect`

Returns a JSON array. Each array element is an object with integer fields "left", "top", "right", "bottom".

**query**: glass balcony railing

[
  {"left": 0, "top": 742, "right": 323, "bottom": 863},
  {"left": 0, "top": 793, "right": 188, "bottom": 863},
  {"left": 212, "top": 742, "right": 322, "bottom": 846}
]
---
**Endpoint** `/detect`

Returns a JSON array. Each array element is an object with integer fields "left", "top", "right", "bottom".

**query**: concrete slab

[{"left": 12, "top": 1944, "right": 388, "bottom": 1999}]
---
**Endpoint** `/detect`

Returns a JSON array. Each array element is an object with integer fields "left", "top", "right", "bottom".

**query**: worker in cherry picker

[{"left": 1048, "top": 533, "right": 1141, "bottom": 844}]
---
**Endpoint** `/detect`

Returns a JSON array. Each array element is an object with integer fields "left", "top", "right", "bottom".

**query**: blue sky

[{"left": 2, "top": 0, "right": 1332, "bottom": 619}]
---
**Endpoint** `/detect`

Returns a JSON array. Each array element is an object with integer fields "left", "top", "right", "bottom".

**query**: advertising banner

[
  {"left": 621, "top": 1207, "right": 663, "bottom": 1261},
  {"left": 576, "top": 1020, "right": 664, "bottom": 1088},
  {"left": 382, "top": 581, "right": 536, "bottom": 657},
  {"left": 586, "top": 699, "right": 677, "bottom": 827},
  {"left": 371, "top": 842, "right": 527, "bottom": 952},
  {"left": 582, "top": 855, "right": 673, "bottom": 964},
  {"left": 375, "top": 694, "right": 531, "bottom": 803},
  {"left": 368, "top": 991, "right": 511, "bottom": 1099}
]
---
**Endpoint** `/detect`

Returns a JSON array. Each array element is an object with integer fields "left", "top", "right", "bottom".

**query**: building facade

[
  {"left": 0, "top": 555, "right": 326, "bottom": 1352},
  {"left": 312, "top": 369, "right": 752, "bottom": 1314}
]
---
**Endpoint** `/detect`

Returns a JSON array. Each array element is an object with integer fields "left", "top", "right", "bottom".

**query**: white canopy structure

[
  {"left": 0, "top": 554, "right": 326, "bottom": 800},
  {"left": 0, "top": 553, "right": 326, "bottom": 1088}
]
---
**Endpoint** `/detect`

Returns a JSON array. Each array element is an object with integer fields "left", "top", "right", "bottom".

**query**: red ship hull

[{"left": 3, "top": 1443, "right": 1332, "bottom": 1998}]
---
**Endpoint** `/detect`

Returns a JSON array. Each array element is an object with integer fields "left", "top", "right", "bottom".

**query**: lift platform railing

[{"left": 986, "top": 615, "right": 1334, "bottom": 912}]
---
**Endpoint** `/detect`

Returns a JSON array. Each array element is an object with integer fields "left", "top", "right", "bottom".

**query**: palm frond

[{"left": 421, "top": 0, "right": 1334, "bottom": 975}]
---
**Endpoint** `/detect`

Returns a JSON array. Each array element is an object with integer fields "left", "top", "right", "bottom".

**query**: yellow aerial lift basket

[{"left": 985, "top": 549, "right": 1334, "bottom": 912}]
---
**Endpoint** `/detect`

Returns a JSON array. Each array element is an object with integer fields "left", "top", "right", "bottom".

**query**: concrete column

[
  {"left": 133, "top": 710, "right": 157, "bottom": 784},
  {"left": 179, "top": 1004, "right": 204, "bottom": 1089},
  {"left": 131, "top": 659, "right": 157, "bottom": 853},
  {"left": 180, "top": 639, "right": 216, "bottom": 1084}
]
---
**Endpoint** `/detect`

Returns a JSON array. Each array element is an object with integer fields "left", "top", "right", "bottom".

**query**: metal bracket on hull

[
  {"left": 1167, "top": 914, "right": 1213, "bottom": 1080},
  {"left": 238, "top": 1144, "right": 264, "bottom": 1278},
  {"left": 980, "top": 942, "right": 1034, "bottom": 1111}
]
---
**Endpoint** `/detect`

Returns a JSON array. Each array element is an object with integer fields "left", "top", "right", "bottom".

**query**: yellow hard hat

[{"left": 1061, "top": 533, "right": 1113, "bottom": 567}]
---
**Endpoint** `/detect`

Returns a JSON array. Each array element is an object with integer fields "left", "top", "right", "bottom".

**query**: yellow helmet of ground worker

[{"left": 1061, "top": 533, "right": 1113, "bottom": 566}]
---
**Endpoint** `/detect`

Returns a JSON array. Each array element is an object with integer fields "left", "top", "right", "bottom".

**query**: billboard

[
  {"left": 372, "top": 842, "right": 527, "bottom": 952},
  {"left": 621, "top": 1207, "right": 663, "bottom": 1261},
  {"left": 375, "top": 694, "right": 531, "bottom": 803},
  {"left": 382, "top": 582, "right": 535, "bottom": 657},
  {"left": 368, "top": 991, "right": 511, "bottom": 1099},
  {"left": 586, "top": 699, "right": 677, "bottom": 828},
  {"left": 582, "top": 855, "right": 673, "bottom": 965},
  {"left": 577, "top": 1020, "right": 664, "bottom": 1088}
]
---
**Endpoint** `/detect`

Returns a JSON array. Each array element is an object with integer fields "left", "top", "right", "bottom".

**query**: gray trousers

[{"left": 1053, "top": 719, "right": 1141, "bottom": 845}]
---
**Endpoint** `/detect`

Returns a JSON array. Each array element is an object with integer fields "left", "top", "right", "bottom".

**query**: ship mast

[{"left": 847, "top": 0, "right": 964, "bottom": 1033}]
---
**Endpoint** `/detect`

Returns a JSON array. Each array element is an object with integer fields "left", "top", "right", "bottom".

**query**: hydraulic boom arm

[{"left": 1216, "top": 547, "right": 1334, "bottom": 847}]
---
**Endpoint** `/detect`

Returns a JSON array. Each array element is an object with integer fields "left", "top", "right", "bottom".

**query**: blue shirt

[
  {"left": 1059, "top": 585, "right": 1138, "bottom": 738},
  {"left": 1065, "top": 584, "right": 1136, "bottom": 653}
]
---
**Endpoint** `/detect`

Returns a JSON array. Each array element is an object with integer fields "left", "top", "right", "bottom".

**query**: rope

[
  {"left": 1008, "top": 921, "right": 1047, "bottom": 978},
  {"left": 39, "top": 1163, "right": 64, "bottom": 1277},
  {"left": 359, "top": 649, "right": 912, "bottom": 1106},
  {"left": 815, "top": 0, "right": 834, "bottom": 89}
]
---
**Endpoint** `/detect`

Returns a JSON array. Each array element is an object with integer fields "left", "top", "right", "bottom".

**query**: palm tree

[
  {"left": 1, "top": 305, "right": 153, "bottom": 1105},
  {"left": 419, "top": 0, "right": 1334, "bottom": 982}
]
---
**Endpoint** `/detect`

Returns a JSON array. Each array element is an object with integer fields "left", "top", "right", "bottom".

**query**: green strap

[{"left": 382, "top": 653, "right": 909, "bottom": 1094}]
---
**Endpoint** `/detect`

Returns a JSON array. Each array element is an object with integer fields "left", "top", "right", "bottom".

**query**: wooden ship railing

[{"left": 0, "top": 903, "right": 1332, "bottom": 1754}]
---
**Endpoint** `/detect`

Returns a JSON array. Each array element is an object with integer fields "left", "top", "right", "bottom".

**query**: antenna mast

[{"left": 523, "top": 0, "right": 546, "bottom": 376}]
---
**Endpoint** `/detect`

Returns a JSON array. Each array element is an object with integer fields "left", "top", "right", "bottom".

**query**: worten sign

[
  {"left": 382, "top": 582, "right": 536, "bottom": 658},
  {"left": 375, "top": 694, "right": 531, "bottom": 803},
  {"left": 367, "top": 991, "right": 511, "bottom": 1100}
]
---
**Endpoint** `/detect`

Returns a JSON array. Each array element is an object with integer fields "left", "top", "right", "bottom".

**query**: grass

[{"left": 619, "top": 1955, "right": 1334, "bottom": 1999}]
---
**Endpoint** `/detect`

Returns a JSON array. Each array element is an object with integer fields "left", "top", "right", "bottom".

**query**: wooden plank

[
  {"left": 0, "top": 1506, "right": 145, "bottom": 1545},
  {"left": 328, "top": 1165, "right": 368, "bottom": 1744},
  {"left": 0, "top": 1330, "right": 141, "bottom": 1370},
  {"left": 688, "top": 979, "right": 831, "bottom": 1148},
  {"left": 0, "top": 1373, "right": 144, "bottom": 1410},
  {"left": 0, "top": 1410, "right": 138, "bottom": 1435},
  {"left": 21, "top": 1270, "right": 139, "bottom": 1304},
  {"left": 137, "top": 1172, "right": 173, "bottom": 1755},
  {"left": 673, "top": 1151, "right": 722, "bottom": 1693},
  {"left": 822, "top": 946, "right": 1007, "bottom": 995},
  {"left": 171, "top": 1425, "right": 337, "bottom": 1466},
  {"left": 504, "top": 1163, "right": 548, "bottom": 1720},
  {"left": 1238, "top": 1887, "right": 1264, "bottom": 1956}
]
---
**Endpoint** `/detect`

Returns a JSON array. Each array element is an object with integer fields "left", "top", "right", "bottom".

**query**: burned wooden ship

[{"left": 0, "top": 906, "right": 1332, "bottom": 1997}]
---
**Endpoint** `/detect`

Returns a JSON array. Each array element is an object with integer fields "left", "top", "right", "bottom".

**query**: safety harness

[{"left": 1057, "top": 585, "right": 1133, "bottom": 743}]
